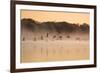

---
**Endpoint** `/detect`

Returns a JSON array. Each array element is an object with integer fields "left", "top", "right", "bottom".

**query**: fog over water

[{"left": 21, "top": 18, "right": 90, "bottom": 63}]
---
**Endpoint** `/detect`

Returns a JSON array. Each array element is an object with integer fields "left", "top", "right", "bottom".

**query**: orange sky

[{"left": 21, "top": 10, "right": 90, "bottom": 25}]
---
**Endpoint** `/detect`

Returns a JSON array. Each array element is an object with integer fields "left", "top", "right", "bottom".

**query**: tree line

[{"left": 21, "top": 18, "right": 89, "bottom": 33}]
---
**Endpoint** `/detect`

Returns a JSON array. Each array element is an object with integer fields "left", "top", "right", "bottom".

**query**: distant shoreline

[{"left": 21, "top": 18, "right": 89, "bottom": 34}]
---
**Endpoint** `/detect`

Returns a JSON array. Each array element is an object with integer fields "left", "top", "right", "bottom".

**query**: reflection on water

[{"left": 21, "top": 40, "right": 89, "bottom": 63}]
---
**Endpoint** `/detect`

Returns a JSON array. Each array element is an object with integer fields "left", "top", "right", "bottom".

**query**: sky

[{"left": 21, "top": 10, "right": 90, "bottom": 25}]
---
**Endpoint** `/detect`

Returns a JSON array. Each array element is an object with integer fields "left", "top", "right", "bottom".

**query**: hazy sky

[{"left": 21, "top": 10, "right": 90, "bottom": 25}]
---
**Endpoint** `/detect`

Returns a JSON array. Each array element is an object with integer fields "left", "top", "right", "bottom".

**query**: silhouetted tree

[
  {"left": 53, "top": 35, "right": 56, "bottom": 39},
  {"left": 22, "top": 37, "right": 25, "bottom": 41},
  {"left": 67, "top": 35, "right": 70, "bottom": 38},
  {"left": 80, "top": 23, "right": 89, "bottom": 32},
  {"left": 46, "top": 33, "right": 49, "bottom": 37},
  {"left": 41, "top": 35, "right": 43, "bottom": 40},
  {"left": 59, "top": 36, "right": 62, "bottom": 40}
]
